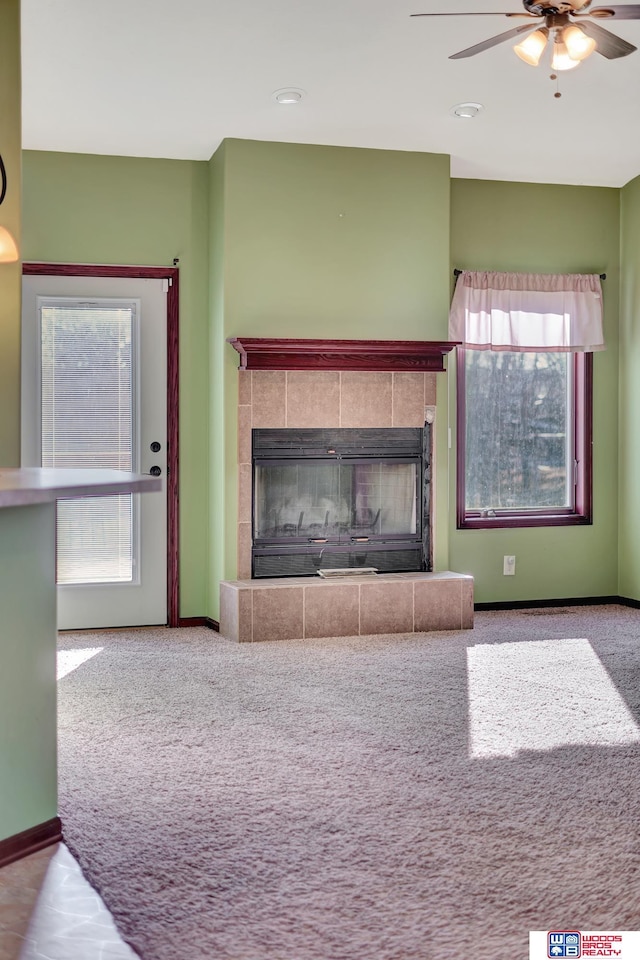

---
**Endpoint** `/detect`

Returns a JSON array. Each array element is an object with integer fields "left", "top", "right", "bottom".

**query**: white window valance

[{"left": 449, "top": 271, "right": 605, "bottom": 352}]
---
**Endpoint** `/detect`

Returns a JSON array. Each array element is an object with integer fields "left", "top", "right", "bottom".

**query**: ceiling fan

[{"left": 411, "top": 2, "right": 640, "bottom": 70}]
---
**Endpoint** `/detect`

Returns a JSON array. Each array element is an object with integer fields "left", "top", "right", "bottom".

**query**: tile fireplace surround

[{"left": 220, "top": 338, "right": 473, "bottom": 643}]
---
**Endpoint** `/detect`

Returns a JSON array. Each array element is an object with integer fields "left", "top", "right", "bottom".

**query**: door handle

[{"left": 149, "top": 465, "right": 162, "bottom": 477}]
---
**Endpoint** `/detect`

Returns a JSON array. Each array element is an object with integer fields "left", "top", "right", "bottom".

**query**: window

[
  {"left": 457, "top": 347, "right": 592, "bottom": 528},
  {"left": 40, "top": 298, "right": 138, "bottom": 583},
  {"left": 450, "top": 270, "right": 601, "bottom": 530}
]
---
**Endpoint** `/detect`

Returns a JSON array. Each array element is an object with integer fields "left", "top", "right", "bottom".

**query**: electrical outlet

[{"left": 503, "top": 555, "right": 516, "bottom": 576}]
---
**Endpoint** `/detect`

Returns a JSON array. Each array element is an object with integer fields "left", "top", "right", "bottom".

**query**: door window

[{"left": 40, "top": 298, "right": 139, "bottom": 584}]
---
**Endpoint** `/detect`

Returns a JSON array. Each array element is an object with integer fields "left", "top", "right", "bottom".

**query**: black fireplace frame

[{"left": 251, "top": 426, "right": 431, "bottom": 579}]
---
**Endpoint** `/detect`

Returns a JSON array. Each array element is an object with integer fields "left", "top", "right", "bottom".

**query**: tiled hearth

[
  {"left": 221, "top": 340, "right": 473, "bottom": 643},
  {"left": 220, "top": 571, "right": 473, "bottom": 643}
]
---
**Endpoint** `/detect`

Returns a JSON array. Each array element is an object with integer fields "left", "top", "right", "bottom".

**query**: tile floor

[{"left": 0, "top": 842, "right": 137, "bottom": 960}]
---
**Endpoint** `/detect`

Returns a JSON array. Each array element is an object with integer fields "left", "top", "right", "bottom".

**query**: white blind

[{"left": 40, "top": 301, "right": 137, "bottom": 585}]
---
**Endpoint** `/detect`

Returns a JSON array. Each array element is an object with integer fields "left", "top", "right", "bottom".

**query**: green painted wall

[
  {"left": 619, "top": 175, "right": 640, "bottom": 600},
  {"left": 450, "top": 179, "right": 620, "bottom": 602},
  {"left": 208, "top": 139, "right": 452, "bottom": 618},
  {"left": 21, "top": 151, "right": 210, "bottom": 617},
  {"left": 222, "top": 140, "right": 451, "bottom": 337},
  {"left": 0, "top": 0, "right": 21, "bottom": 464}
]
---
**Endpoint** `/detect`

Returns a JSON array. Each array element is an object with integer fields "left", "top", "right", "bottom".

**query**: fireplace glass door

[
  {"left": 252, "top": 427, "right": 428, "bottom": 578},
  {"left": 254, "top": 460, "right": 418, "bottom": 542}
]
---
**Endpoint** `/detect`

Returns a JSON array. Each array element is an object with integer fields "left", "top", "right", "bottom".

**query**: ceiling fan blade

[
  {"left": 449, "top": 22, "right": 538, "bottom": 59},
  {"left": 586, "top": 5, "right": 640, "bottom": 19},
  {"left": 410, "top": 11, "right": 538, "bottom": 17},
  {"left": 578, "top": 19, "right": 637, "bottom": 56}
]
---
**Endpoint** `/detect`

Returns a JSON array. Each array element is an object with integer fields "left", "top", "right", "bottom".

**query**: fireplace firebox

[{"left": 252, "top": 427, "right": 430, "bottom": 578}]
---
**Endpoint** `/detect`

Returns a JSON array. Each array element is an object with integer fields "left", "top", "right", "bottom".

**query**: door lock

[{"left": 149, "top": 465, "right": 162, "bottom": 477}]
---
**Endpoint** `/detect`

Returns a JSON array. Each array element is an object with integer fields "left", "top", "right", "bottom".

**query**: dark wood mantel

[{"left": 227, "top": 338, "right": 458, "bottom": 372}]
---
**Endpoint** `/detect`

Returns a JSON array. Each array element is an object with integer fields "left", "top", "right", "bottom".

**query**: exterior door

[{"left": 22, "top": 274, "right": 168, "bottom": 629}]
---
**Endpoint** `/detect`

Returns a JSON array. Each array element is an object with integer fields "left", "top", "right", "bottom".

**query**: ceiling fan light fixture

[
  {"left": 551, "top": 39, "right": 581, "bottom": 70},
  {"left": 0, "top": 155, "right": 18, "bottom": 264},
  {"left": 514, "top": 27, "right": 549, "bottom": 66},
  {"left": 561, "top": 23, "right": 597, "bottom": 61}
]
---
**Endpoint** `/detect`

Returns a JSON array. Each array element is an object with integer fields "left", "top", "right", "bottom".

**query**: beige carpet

[{"left": 57, "top": 606, "right": 640, "bottom": 959}]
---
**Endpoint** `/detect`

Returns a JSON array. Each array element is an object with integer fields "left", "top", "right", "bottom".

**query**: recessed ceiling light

[
  {"left": 273, "top": 88, "right": 305, "bottom": 104},
  {"left": 451, "top": 102, "right": 484, "bottom": 119}
]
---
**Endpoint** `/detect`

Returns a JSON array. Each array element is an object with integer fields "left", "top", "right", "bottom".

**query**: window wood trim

[{"left": 456, "top": 348, "right": 593, "bottom": 530}]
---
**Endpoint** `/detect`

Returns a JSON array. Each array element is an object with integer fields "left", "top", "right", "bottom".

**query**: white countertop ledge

[{"left": 0, "top": 468, "right": 162, "bottom": 508}]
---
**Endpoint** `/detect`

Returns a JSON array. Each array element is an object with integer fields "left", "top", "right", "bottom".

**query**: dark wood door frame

[{"left": 23, "top": 262, "right": 180, "bottom": 627}]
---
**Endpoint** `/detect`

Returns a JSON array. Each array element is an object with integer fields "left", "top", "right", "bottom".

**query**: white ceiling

[{"left": 20, "top": 0, "right": 640, "bottom": 188}]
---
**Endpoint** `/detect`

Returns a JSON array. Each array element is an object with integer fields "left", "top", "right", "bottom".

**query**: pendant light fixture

[{"left": 0, "top": 154, "right": 18, "bottom": 264}]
